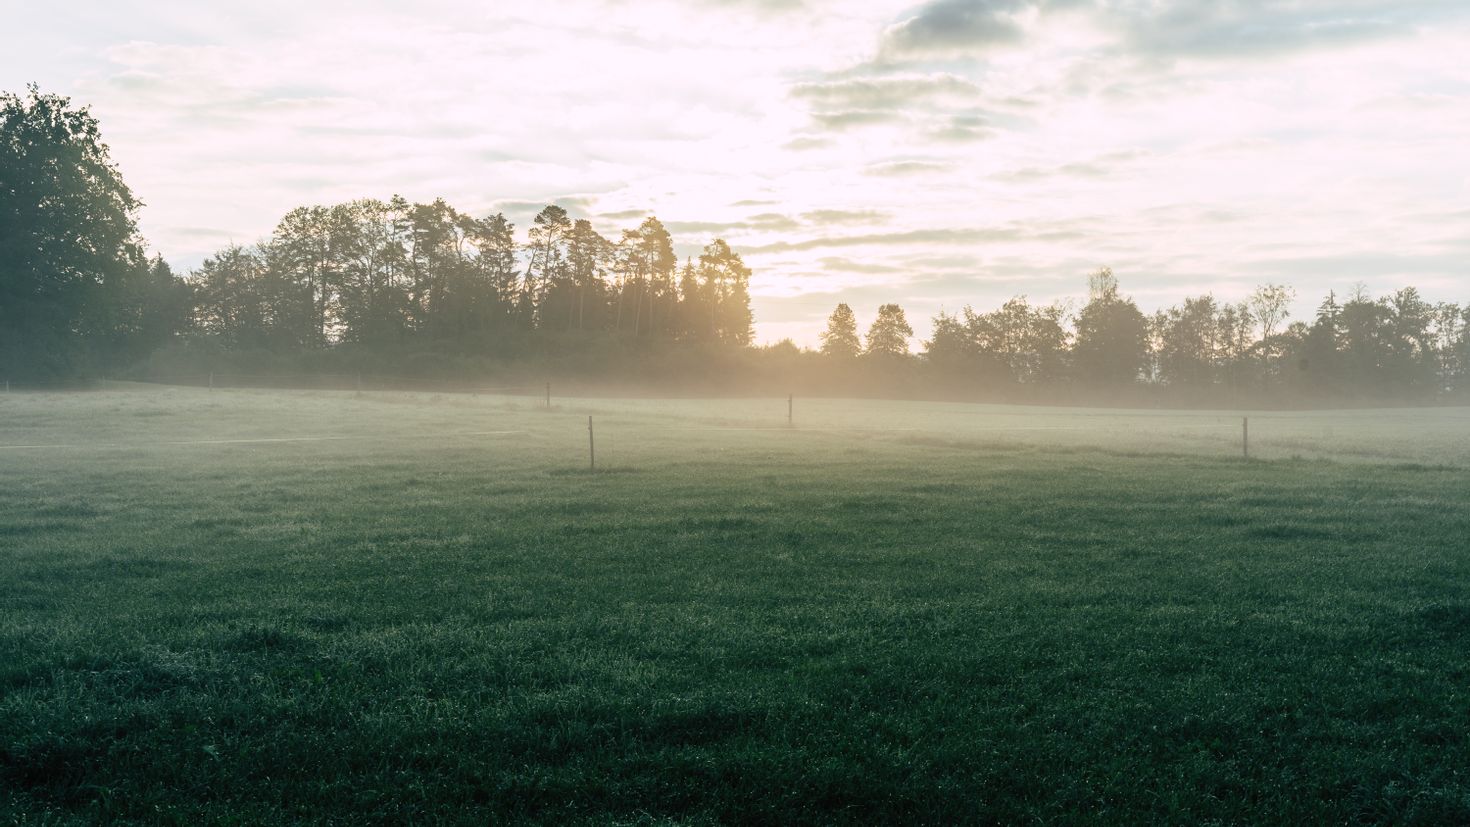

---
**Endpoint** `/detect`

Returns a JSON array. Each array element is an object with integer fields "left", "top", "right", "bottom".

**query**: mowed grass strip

[{"left": 2, "top": 389, "right": 1469, "bottom": 823}]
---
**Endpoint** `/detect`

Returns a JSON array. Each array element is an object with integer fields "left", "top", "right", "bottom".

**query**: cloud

[
  {"left": 993, "top": 149, "right": 1151, "bottom": 182},
  {"left": 699, "top": 0, "right": 806, "bottom": 11},
  {"left": 164, "top": 225, "right": 239, "bottom": 239},
  {"left": 866, "top": 160, "right": 953, "bottom": 176},
  {"left": 820, "top": 257, "right": 904, "bottom": 274},
  {"left": 493, "top": 196, "right": 597, "bottom": 216},
  {"left": 747, "top": 212, "right": 801, "bottom": 231},
  {"left": 879, "top": 0, "right": 1034, "bottom": 58},
  {"left": 1116, "top": 2, "right": 1452, "bottom": 61},
  {"left": 782, "top": 135, "right": 833, "bottom": 151},
  {"left": 662, "top": 220, "right": 741, "bottom": 234},
  {"left": 875, "top": 0, "right": 1470, "bottom": 65},
  {"left": 926, "top": 112, "right": 995, "bottom": 142},
  {"left": 663, "top": 212, "right": 799, "bottom": 235},
  {"left": 802, "top": 209, "right": 891, "bottom": 225},
  {"left": 811, "top": 109, "right": 903, "bottom": 129},
  {"left": 744, "top": 226, "right": 1025, "bottom": 254},
  {"left": 790, "top": 73, "right": 980, "bottom": 109},
  {"left": 791, "top": 72, "right": 987, "bottom": 136},
  {"left": 1240, "top": 250, "right": 1470, "bottom": 280}
]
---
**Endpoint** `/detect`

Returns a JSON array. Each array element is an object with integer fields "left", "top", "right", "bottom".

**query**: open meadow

[{"left": 3, "top": 386, "right": 1470, "bottom": 823}]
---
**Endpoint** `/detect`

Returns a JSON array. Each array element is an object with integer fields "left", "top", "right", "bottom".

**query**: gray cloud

[
  {"left": 811, "top": 109, "right": 903, "bottom": 130},
  {"left": 699, "top": 0, "right": 806, "bottom": 10},
  {"left": 663, "top": 221, "right": 741, "bottom": 234},
  {"left": 908, "top": 254, "right": 983, "bottom": 270},
  {"left": 748, "top": 212, "right": 802, "bottom": 231},
  {"left": 1240, "top": 250, "right": 1470, "bottom": 280},
  {"left": 1118, "top": 2, "right": 1446, "bottom": 61},
  {"left": 494, "top": 196, "right": 596, "bottom": 214},
  {"left": 783, "top": 135, "right": 834, "bottom": 151},
  {"left": 820, "top": 257, "right": 904, "bottom": 273},
  {"left": 993, "top": 149, "right": 1151, "bottom": 182},
  {"left": 866, "top": 160, "right": 954, "bottom": 176},
  {"left": 663, "top": 212, "right": 799, "bottom": 235},
  {"left": 791, "top": 73, "right": 980, "bottom": 109},
  {"left": 792, "top": 72, "right": 987, "bottom": 136},
  {"left": 164, "top": 225, "right": 238, "bottom": 239},
  {"left": 880, "top": 0, "right": 1033, "bottom": 58},
  {"left": 875, "top": 0, "right": 1469, "bottom": 64},
  {"left": 802, "top": 209, "right": 891, "bottom": 225},
  {"left": 743, "top": 226, "right": 1025, "bottom": 254},
  {"left": 927, "top": 117, "right": 995, "bottom": 143}
]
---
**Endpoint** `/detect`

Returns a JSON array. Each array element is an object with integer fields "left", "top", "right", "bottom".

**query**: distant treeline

[
  {"left": 4, "top": 86, "right": 1467, "bottom": 406},
  {"left": 186, "top": 200, "right": 753, "bottom": 353},
  {"left": 892, "top": 270, "right": 1470, "bottom": 406}
]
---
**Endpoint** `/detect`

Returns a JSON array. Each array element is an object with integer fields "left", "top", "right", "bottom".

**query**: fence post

[
  {"left": 356, "top": 373, "right": 363, "bottom": 395},
  {"left": 588, "top": 415, "right": 595, "bottom": 471},
  {"left": 788, "top": 394, "right": 793, "bottom": 426},
  {"left": 1242, "top": 416, "right": 1249, "bottom": 459},
  {"left": 208, "top": 373, "right": 214, "bottom": 391},
  {"left": 546, "top": 382, "right": 552, "bottom": 410}
]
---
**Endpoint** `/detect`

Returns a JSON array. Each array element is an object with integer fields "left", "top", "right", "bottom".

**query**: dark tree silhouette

[
  {"left": 1072, "top": 269, "right": 1149, "bottom": 386},
  {"left": 0, "top": 86, "right": 188, "bottom": 378},
  {"left": 699, "top": 239, "right": 753, "bottom": 346}
]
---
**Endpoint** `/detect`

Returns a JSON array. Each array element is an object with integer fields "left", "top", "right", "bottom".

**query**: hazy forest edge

[{"left": 4, "top": 86, "right": 1468, "bottom": 407}]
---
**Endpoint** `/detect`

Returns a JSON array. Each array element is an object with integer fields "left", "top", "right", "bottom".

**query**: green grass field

[{"left": 3, "top": 387, "right": 1469, "bottom": 823}]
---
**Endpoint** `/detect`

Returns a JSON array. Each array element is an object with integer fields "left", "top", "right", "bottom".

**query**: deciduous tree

[
  {"left": 820, "top": 303, "right": 861, "bottom": 358},
  {"left": 865, "top": 303, "right": 913, "bottom": 357}
]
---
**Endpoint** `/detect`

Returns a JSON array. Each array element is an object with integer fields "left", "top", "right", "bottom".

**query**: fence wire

[{"left": 3, "top": 382, "right": 1466, "bottom": 467}]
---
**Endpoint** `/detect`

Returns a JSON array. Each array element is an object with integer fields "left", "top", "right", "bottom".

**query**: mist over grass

[{"left": 3, "top": 388, "right": 1469, "bottom": 822}]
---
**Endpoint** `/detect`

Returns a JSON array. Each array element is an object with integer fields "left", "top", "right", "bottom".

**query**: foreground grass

[{"left": 3, "top": 389, "right": 1470, "bottom": 823}]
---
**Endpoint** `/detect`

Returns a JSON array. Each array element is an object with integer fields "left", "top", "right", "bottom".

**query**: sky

[{"left": 5, "top": 0, "right": 1469, "bottom": 345}]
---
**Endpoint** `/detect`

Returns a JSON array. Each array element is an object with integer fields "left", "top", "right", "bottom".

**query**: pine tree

[{"left": 699, "top": 239, "right": 752, "bottom": 346}]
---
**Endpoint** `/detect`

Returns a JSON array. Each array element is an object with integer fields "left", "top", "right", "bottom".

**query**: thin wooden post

[
  {"left": 356, "top": 373, "right": 363, "bottom": 395},
  {"left": 588, "top": 416, "right": 595, "bottom": 471},
  {"left": 546, "top": 382, "right": 551, "bottom": 410},
  {"left": 788, "top": 394, "right": 793, "bottom": 426},
  {"left": 1242, "top": 416, "right": 1250, "bottom": 459},
  {"left": 208, "top": 372, "right": 214, "bottom": 391}
]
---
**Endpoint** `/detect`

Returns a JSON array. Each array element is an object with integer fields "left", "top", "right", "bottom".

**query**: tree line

[
  {"left": 3, "top": 87, "right": 755, "bottom": 380},
  {"left": 191, "top": 200, "right": 754, "bottom": 354},
  {"left": 813, "top": 269, "right": 1469, "bottom": 403},
  {"left": 4, "top": 86, "right": 1467, "bottom": 404}
]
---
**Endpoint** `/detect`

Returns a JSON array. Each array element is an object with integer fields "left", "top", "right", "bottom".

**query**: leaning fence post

[
  {"left": 1242, "top": 416, "right": 1250, "bottom": 459},
  {"left": 588, "top": 415, "right": 595, "bottom": 471}
]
